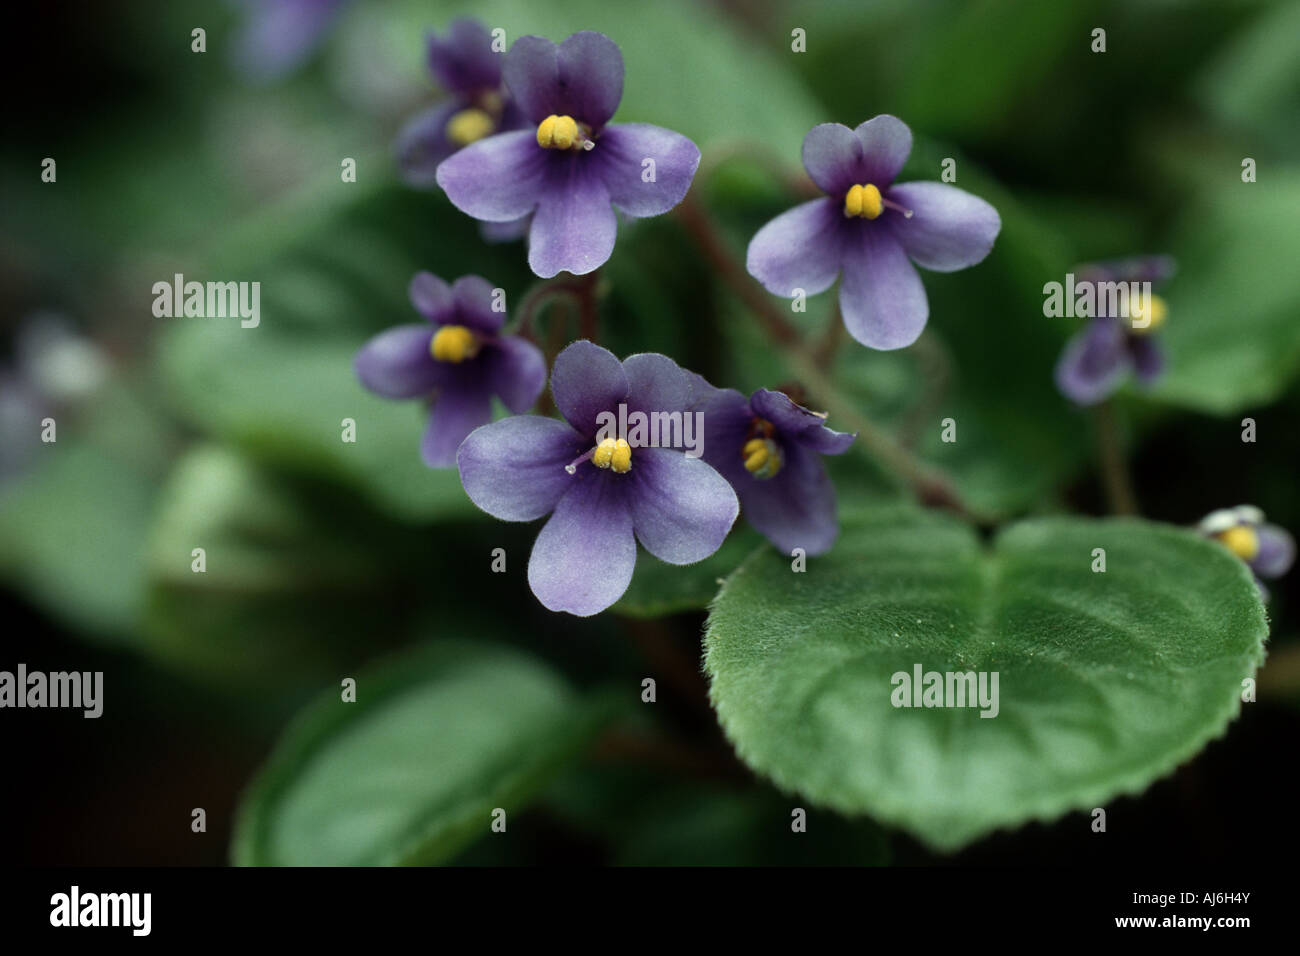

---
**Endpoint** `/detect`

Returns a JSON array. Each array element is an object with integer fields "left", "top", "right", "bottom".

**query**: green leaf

[
  {"left": 141, "top": 445, "right": 425, "bottom": 682},
  {"left": 0, "top": 443, "right": 155, "bottom": 642},
  {"left": 705, "top": 507, "right": 1268, "bottom": 851},
  {"left": 613, "top": 527, "right": 765, "bottom": 619},
  {"left": 233, "top": 641, "right": 606, "bottom": 866},
  {"left": 1149, "top": 169, "right": 1300, "bottom": 414}
]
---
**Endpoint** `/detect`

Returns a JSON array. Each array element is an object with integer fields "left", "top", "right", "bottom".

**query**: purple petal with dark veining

[
  {"left": 838, "top": 227, "right": 928, "bottom": 350},
  {"left": 421, "top": 383, "right": 492, "bottom": 468},
  {"left": 394, "top": 101, "right": 459, "bottom": 188},
  {"left": 527, "top": 159, "right": 617, "bottom": 277},
  {"left": 1129, "top": 335, "right": 1165, "bottom": 385},
  {"left": 449, "top": 275, "right": 506, "bottom": 333},
  {"left": 736, "top": 441, "right": 840, "bottom": 556},
  {"left": 504, "top": 32, "right": 624, "bottom": 128},
  {"left": 484, "top": 336, "right": 547, "bottom": 413},
  {"left": 426, "top": 19, "right": 502, "bottom": 94},
  {"left": 549, "top": 340, "right": 628, "bottom": 436},
  {"left": 623, "top": 352, "right": 692, "bottom": 417},
  {"left": 746, "top": 198, "right": 842, "bottom": 298},
  {"left": 458, "top": 415, "right": 587, "bottom": 520},
  {"left": 528, "top": 475, "right": 635, "bottom": 615},
  {"left": 354, "top": 325, "right": 445, "bottom": 398},
  {"left": 629, "top": 448, "right": 738, "bottom": 564},
  {"left": 749, "top": 388, "right": 855, "bottom": 455},
  {"left": 1054, "top": 318, "right": 1130, "bottom": 406},
  {"left": 801, "top": 116, "right": 912, "bottom": 196},
  {"left": 408, "top": 271, "right": 454, "bottom": 321},
  {"left": 594, "top": 123, "right": 699, "bottom": 218},
  {"left": 888, "top": 182, "right": 1001, "bottom": 272},
  {"left": 436, "top": 129, "right": 546, "bottom": 222}
]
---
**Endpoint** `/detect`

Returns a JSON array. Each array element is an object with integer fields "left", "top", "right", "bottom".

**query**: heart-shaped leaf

[
  {"left": 233, "top": 641, "right": 606, "bottom": 865},
  {"left": 705, "top": 507, "right": 1268, "bottom": 851}
]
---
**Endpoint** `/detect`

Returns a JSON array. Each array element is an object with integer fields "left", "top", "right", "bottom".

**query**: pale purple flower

[
  {"left": 747, "top": 116, "right": 1001, "bottom": 350},
  {"left": 436, "top": 31, "right": 701, "bottom": 278},
  {"left": 457, "top": 341, "right": 738, "bottom": 616},
  {"left": 395, "top": 19, "right": 526, "bottom": 189},
  {"left": 700, "top": 388, "right": 855, "bottom": 555},
  {"left": 229, "top": 0, "right": 350, "bottom": 83},
  {"left": 1198, "top": 505, "right": 1294, "bottom": 599},
  {"left": 1055, "top": 256, "right": 1175, "bottom": 406},
  {"left": 354, "top": 272, "right": 545, "bottom": 468}
]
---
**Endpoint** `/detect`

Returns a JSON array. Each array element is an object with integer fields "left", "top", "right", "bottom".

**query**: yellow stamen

[
  {"left": 592, "top": 437, "right": 632, "bottom": 474},
  {"left": 742, "top": 437, "right": 782, "bottom": 479},
  {"left": 1130, "top": 293, "right": 1167, "bottom": 334},
  {"left": 536, "top": 114, "right": 580, "bottom": 150},
  {"left": 844, "top": 183, "right": 883, "bottom": 220},
  {"left": 430, "top": 325, "right": 479, "bottom": 363},
  {"left": 1217, "top": 525, "right": 1259, "bottom": 561},
  {"left": 446, "top": 108, "right": 495, "bottom": 147}
]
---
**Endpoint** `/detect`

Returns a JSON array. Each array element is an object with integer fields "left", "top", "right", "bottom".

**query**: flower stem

[
  {"left": 1093, "top": 400, "right": 1139, "bottom": 515},
  {"left": 675, "top": 190, "right": 978, "bottom": 521}
]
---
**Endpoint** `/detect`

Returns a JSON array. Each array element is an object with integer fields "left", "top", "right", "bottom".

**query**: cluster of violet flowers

[{"left": 353, "top": 22, "right": 1290, "bottom": 615}]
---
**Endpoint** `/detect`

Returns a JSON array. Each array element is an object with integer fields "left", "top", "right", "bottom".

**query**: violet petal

[
  {"left": 458, "top": 414, "right": 587, "bottom": 520},
  {"left": 528, "top": 476, "right": 635, "bottom": 616}
]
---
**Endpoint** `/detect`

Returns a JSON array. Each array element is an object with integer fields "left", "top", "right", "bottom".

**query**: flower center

[
  {"left": 1217, "top": 525, "right": 1259, "bottom": 561},
  {"left": 430, "top": 325, "right": 479, "bottom": 363},
  {"left": 536, "top": 114, "right": 594, "bottom": 151},
  {"left": 1129, "top": 293, "right": 1167, "bottom": 335},
  {"left": 592, "top": 437, "right": 632, "bottom": 473},
  {"left": 844, "top": 183, "right": 883, "bottom": 219},
  {"left": 446, "top": 108, "right": 495, "bottom": 146},
  {"left": 742, "top": 419, "right": 782, "bottom": 479},
  {"left": 843, "top": 183, "right": 913, "bottom": 220}
]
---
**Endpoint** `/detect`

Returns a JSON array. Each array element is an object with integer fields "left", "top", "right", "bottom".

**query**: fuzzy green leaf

[{"left": 705, "top": 507, "right": 1268, "bottom": 851}]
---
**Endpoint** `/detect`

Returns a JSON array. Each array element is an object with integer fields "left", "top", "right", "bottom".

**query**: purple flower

[
  {"left": 747, "top": 116, "right": 1001, "bottom": 350},
  {"left": 395, "top": 19, "right": 526, "bottom": 189},
  {"left": 700, "top": 388, "right": 855, "bottom": 555},
  {"left": 436, "top": 31, "right": 702, "bottom": 278},
  {"left": 457, "top": 341, "right": 738, "bottom": 616},
  {"left": 1055, "top": 256, "right": 1175, "bottom": 406},
  {"left": 1197, "top": 505, "right": 1294, "bottom": 599},
  {"left": 354, "top": 272, "right": 546, "bottom": 468},
  {"left": 229, "top": 0, "right": 350, "bottom": 83}
]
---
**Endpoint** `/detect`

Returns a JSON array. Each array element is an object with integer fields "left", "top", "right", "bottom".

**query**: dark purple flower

[
  {"left": 436, "top": 31, "right": 702, "bottom": 278},
  {"left": 354, "top": 272, "right": 545, "bottom": 468},
  {"left": 395, "top": 19, "right": 526, "bottom": 189},
  {"left": 747, "top": 116, "right": 1000, "bottom": 350},
  {"left": 1055, "top": 256, "right": 1175, "bottom": 406},
  {"left": 700, "top": 388, "right": 855, "bottom": 555},
  {"left": 1197, "top": 505, "right": 1294, "bottom": 599},
  {"left": 230, "top": 0, "right": 350, "bottom": 83},
  {"left": 457, "top": 341, "right": 738, "bottom": 616}
]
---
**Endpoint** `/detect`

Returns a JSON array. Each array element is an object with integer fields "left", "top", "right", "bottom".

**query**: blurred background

[{"left": 2, "top": 0, "right": 1298, "bottom": 865}]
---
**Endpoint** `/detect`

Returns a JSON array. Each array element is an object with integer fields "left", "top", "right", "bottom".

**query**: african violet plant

[{"left": 221, "top": 18, "right": 1288, "bottom": 865}]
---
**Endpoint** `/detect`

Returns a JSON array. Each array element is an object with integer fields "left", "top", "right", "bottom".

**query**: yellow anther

[
  {"left": 742, "top": 437, "right": 782, "bottom": 479},
  {"left": 592, "top": 437, "right": 631, "bottom": 473},
  {"left": 1130, "top": 293, "right": 1167, "bottom": 334},
  {"left": 430, "top": 325, "right": 479, "bottom": 363},
  {"left": 844, "top": 183, "right": 883, "bottom": 220},
  {"left": 1218, "top": 525, "right": 1259, "bottom": 561},
  {"left": 610, "top": 438, "right": 631, "bottom": 473},
  {"left": 446, "top": 108, "right": 495, "bottom": 147},
  {"left": 537, "top": 114, "right": 580, "bottom": 150}
]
